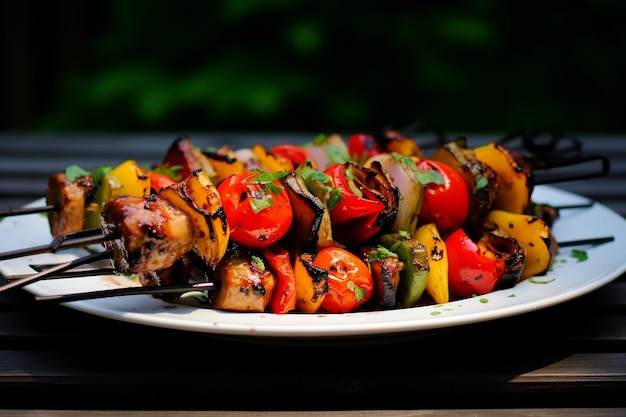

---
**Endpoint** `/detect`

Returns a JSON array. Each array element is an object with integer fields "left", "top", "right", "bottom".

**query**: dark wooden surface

[{"left": 1, "top": 132, "right": 625, "bottom": 416}]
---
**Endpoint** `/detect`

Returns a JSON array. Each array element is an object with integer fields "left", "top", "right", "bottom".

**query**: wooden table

[{"left": 1, "top": 132, "right": 626, "bottom": 416}]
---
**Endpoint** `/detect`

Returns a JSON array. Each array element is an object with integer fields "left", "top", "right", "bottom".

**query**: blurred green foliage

[{"left": 33, "top": 0, "right": 626, "bottom": 134}]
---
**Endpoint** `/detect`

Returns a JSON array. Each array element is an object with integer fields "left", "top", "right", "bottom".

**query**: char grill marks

[{"left": 101, "top": 195, "right": 194, "bottom": 274}]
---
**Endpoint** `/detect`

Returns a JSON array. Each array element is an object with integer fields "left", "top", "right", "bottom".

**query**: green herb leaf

[
  {"left": 65, "top": 165, "right": 91, "bottom": 182},
  {"left": 250, "top": 196, "right": 274, "bottom": 213},
  {"left": 369, "top": 245, "right": 399, "bottom": 262},
  {"left": 348, "top": 281, "right": 366, "bottom": 302},
  {"left": 571, "top": 249, "right": 588, "bottom": 263},
  {"left": 326, "top": 187, "right": 343, "bottom": 210},
  {"left": 301, "top": 168, "right": 331, "bottom": 183},
  {"left": 474, "top": 175, "right": 488, "bottom": 191},
  {"left": 251, "top": 255, "right": 265, "bottom": 270},
  {"left": 326, "top": 145, "right": 351, "bottom": 164}
]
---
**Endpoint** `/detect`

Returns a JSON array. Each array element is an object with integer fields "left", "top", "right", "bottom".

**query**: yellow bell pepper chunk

[
  {"left": 84, "top": 160, "right": 151, "bottom": 229},
  {"left": 414, "top": 223, "right": 449, "bottom": 304}
]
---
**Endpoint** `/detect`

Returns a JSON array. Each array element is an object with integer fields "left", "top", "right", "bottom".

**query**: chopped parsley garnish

[
  {"left": 251, "top": 255, "right": 265, "bottom": 270},
  {"left": 571, "top": 249, "right": 588, "bottom": 263},
  {"left": 369, "top": 245, "right": 399, "bottom": 262},
  {"left": 474, "top": 174, "right": 489, "bottom": 191}
]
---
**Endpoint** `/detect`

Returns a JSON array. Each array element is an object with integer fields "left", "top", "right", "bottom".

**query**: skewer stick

[
  {"left": 4, "top": 267, "right": 116, "bottom": 281},
  {"left": 0, "top": 229, "right": 117, "bottom": 261},
  {"left": 557, "top": 236, "right": 615, "bottom": 247},
  {"left": 0, "top": 250, "right": 113, "bottom": 295},
  {"left": 35, "top": 282, "right": 217, "bottom": 303},
  {"left": 0, "top": 204, "right": 57, "bottom": 217}
]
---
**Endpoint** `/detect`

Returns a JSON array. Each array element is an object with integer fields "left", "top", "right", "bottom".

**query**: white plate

[{"left": 1, "top": 186, "right": 625, "bottom": 340}]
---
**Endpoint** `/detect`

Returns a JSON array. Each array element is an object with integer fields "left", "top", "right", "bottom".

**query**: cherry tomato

[
  {"left": 312, "top": 246, "right": 373, "bottom": 313},
  {"left": 347, "top": 133, "right": 382, "bottom": 165},
  {"left": 270, "top": 144, "right": 317, "bottom": 169},
  {"left": 416, "top": 159, "right": 470, "bottom": 235},
  {"left": 217, "top": 170, "right": 293, "bottom": 248},
  {"left": 445, "top": 228, "right": 503, "bottom": 297}
]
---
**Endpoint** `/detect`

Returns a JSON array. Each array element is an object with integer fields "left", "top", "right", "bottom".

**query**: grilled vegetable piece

[
  {"left": 262, "top": 244, "right": 297, "bottom": 314},
  {"left": 209, "top": 245, "right": 276, "bottom": 312},
  {"left": 484, "top": 210, "right": 552, "bottom": 280},
  {"left": 376, "top": 127, "right": 423, "bottom": 158},
  {"left": 445, "top": 226, "right": 524, "bottom": 297},
  {"left": 202, "top": 145, "right": 246, "bottom": 183},
  {"left": 294, "top": 251, "right": 329, "bottom": 313},
  {"left": 526, "top": 201, "right": 560, "bottom": 228},
  {"left": 159, "top": 136, "right": 217, "bottom": 183},
  {"left": 377, "top": 233, "right": 430, "bottom": 307},
  {"left": 46, "top": 173, "right": 94, "bottom": 237},
  {"left": 252, "top": 143, "right": 295, "bottom": 173},
  {"left": 360, "top": 245, "right": 401, "bottom": 309},
  {"left": 101, "top": 195, "right": 194, "bottom": 274},
  {"left": 474, "top": 142, "right": 534, "bottom": 214},
  {"left": 325, "top": 161, "right": 400, "bottom": 245},
  {"left": 280, "top": 170, "right": 334, "bottom": 251},
  {"left": 472, "top": 224, "right": 526, "bottom": 290},
  {"left": 159, "top": 168, "right": 230, "bottom": 267},
  {"left": 414, "top": 223, "right": 449, "bottom": 304},
  {"left": 366, "top": 153, "right": 424, "bottom": 236},
  {"left": 304, "top": 133, "right": 351, "bottom": 170},
  {"left": 84, "top": 159, "right": 152, "bottom": 229},
  {"left": 431, "top": 136, "right": 499, "bottom": 224}
]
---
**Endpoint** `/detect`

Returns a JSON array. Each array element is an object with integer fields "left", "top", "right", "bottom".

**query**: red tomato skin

[
  {"left": 217, "top": 171, "right": 293, "bottom": 248},
  {"left": 270, "top": 144, "right": 315, "bottom": 168},
  {"left": 348, "top": 133, "right": 381, "bottom": 165},
  {"left": 445, "top": 228, "right": 500, "bottom": 297},
  {"left": 416, "top": 160, "right": 470, "bottom": 235},
  {"left": 313, "top": 247, "right": 374, "bottom": 313}
]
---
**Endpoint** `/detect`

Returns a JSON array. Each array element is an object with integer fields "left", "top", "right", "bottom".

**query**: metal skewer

[
  {"left": 0, "top": 250, "right": 113, "bottom": 295},
  {"left": 4, "top": 266, "right": 116, "bottom": 281},
  {"left": 0, "top": 204, "right": 57, "bottom": 217},
  {"left": 0, "top": 229, "right": 117, "bottom": 261},
  {"left": 35, "top": 281, "right": 217, "bottom": 304}
]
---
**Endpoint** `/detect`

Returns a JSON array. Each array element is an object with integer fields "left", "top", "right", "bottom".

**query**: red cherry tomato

[
  {"left": 445, "top": 228, "right": 503, "bottom": 297},
  {"left": 416, "top": 159, "right": 470, "bottom": 235},
  {"left": 347, "top": 133, "right": 382, "bottom": 165},
  {"left": 270, "top": 144, "right": 317, "bottom": 169},
  {"left": 217, "top": 171, "right": 293, "bottom": 248},
  {"left": 313, "top": 246, "right": 373, "bottom": 313}
]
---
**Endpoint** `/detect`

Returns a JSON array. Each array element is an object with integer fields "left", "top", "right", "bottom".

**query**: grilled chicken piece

[
  {"left": 46, "top": 173, "right": 94, "bottom": 237},
  {"left": 137, "top": 252, "right": 209, "bottom": 301},
  {"left": 102, "top": 195, "right": 194, "bottom": 274},
  {"left": 209, "top": 245, "right": 275, "bottom": 312}
]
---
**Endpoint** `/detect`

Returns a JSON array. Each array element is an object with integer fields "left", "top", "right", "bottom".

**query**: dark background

[{"left": 2, "top": 0, "right": 625, "bottom": 136}]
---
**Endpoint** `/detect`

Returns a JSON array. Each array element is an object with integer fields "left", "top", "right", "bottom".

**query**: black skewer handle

[
  {"left": 35, "top": 281, "right": 217, "bottom": 303},
  {"left": 0, "top": 250, "right": 113, "bottom": 295},
  {"left": 0, "top": 229, "right": 116, "bottom": 261},
  {"left": 0, "top": 205, "right": 57, "bottom": 217}
]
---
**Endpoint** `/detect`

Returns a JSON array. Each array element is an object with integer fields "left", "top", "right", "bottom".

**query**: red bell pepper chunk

[{"left": 262, "top": 244, "right": 297, "bottom": 314}]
